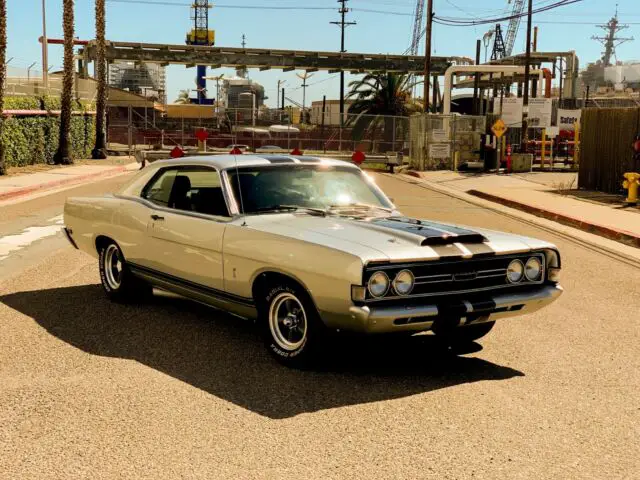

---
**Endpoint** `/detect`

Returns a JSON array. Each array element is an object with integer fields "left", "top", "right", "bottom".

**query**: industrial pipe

[
  {"left": 443, "top": 65, "right": 544, "bottom": 114},
  {"left": 38, "top": 36, "right": 89, "bottom": 46},
  {"left": 542, "top": 68, "right": 552, "bottom": 98}
]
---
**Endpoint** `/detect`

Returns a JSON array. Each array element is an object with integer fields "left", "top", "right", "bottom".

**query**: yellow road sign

[{"left": 492, "top": 119, "right": 507, "bottom": 138}]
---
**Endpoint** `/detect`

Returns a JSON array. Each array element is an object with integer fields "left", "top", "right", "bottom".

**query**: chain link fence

[
  {"left": 105, "top": 101, "right": 411, "bottom": 159},
  {"left": 409, "top": 114, "right": 486, "bottom": 170}
]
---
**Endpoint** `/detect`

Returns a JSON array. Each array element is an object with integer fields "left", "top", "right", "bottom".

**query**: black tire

[
  {"left": 257, "top": 281, "right": 325, "bottom": 368},
  {"left": 98, "top": 240, "right": 152, "bottom": 303},
  {"left": 435, "top": 321, "right": 496, "bottom": 346}
]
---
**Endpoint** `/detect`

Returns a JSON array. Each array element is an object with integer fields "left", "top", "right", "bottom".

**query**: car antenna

[{"left": 234, "top": 154, "right": 247, "bottom": 227}]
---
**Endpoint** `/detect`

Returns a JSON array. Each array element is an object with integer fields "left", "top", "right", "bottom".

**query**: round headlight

[
  {"left": 393, "top": 269, "right": 415, "bottom": 296},
  {"left": 507, "top": 260, "right": 524, "bottom": 283},
  {"left": 525, "top": 257, "right": 542, "bottom": 281},
  {"left": 368, "top": 271, "right": 390, "bottom": 298}
]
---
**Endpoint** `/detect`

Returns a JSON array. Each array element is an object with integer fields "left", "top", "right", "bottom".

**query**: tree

[
  {"left": 53, "top": 0, "right": 75, "bottom": 165},
  {"left": 346, "top": 73, "right": 422, "bottom": 143},
  {"left": 0, "top": 0, "right": 7, "bottom": 175},
  {"left": 174, "top": 90, "right": 191, "bottom": 104},
  {"left": 92, "top": 0, "right": 108, "bottom": 159}
]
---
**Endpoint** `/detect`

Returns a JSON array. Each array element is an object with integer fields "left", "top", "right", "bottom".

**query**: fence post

[
  {"left": 127, "top": 104, "right": 133, "bottom": 155},
  {"left": 392, "top": 116, "right": 396, "bottom": 152},
  {"left": 181, "top": 116, "right": 185, "bottom": 147}
]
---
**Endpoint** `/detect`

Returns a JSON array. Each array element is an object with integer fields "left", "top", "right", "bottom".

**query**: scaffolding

[{"left": 108, "top": 61, "right": 167, "bottom": 104}]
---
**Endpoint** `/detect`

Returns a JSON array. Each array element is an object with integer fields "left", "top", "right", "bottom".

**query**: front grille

[{"left": 363, "top": 253, "right": 545, "bottom": 302}]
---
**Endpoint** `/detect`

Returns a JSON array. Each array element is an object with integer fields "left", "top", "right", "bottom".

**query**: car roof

[{"left": 150, "top": 154, "right": 359, "bottom": 171}]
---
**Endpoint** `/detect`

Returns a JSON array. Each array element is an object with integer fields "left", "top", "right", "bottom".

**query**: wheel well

[
  {"left": 252, "top": 271, "right": 310, "bottom": 307},
  {"left": 95, "top": 235, "right": 114, "bottom": 253}
]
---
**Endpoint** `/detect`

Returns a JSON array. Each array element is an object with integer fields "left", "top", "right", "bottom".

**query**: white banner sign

[
  {"left": 500, "top": 97, "right": 523, "bottom": 128},
  {"left": 528, "top": 98, "right": 553, "bottom": 128},
  {"left": 429, "top": 143, "right": 451, "bottom": 159},
  {"left": 557, "top": 109, "right": 582, "bottom": 131}
]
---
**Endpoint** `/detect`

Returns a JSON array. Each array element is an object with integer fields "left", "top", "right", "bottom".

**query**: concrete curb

[
  {"left": 468, "top": 189, "right": 640, "bottom": 249},
  {"left": 389, "top": 173, "right": 640, "bottom": 267},
  {"left": 0, "top": 165, "right": 129, "bottom": 202}
]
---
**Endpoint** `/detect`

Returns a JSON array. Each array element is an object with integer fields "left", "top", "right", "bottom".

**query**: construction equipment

[
  {"left": 492, "top": 0, "right": 525, "bottom": 60},
  {"left": 409, "top": 0, "right": 425, "bottom": 56},
  {"left": 185, "top": 0, "right": 215, "bottom": 105}
]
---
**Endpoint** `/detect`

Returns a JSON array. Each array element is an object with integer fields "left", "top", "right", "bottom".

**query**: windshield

[{"left": 227, "top": 165, "right": 393, "bottom": 214}]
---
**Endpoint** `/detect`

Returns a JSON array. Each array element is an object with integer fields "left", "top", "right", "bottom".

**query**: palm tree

[
  {"left": 53, "top": 0, "right": 75, "bottom": 165},
  {"left": 0, "top": 0, "right": 7, "bottom": 175},
  {"left": 92, "top": 0, "right": 108, "bottom": 159},
  {"left": 174, "top": 89, "right": 191, "bottom": 104},
  {"left": 346, "top": 73, "right": 422, "bottom": 143}
]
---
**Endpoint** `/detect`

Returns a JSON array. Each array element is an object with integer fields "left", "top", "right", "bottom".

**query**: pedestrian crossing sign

[{"left": 492, "top": 119, "right": 507, "bottom": 138}]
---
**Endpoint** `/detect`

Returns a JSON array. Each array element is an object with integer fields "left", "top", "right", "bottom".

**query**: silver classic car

[{"left": 64, "top": 155, "right": 563, "bottom": 367}]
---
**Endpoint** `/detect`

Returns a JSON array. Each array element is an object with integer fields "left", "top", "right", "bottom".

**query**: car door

[{"left": 140, "top": 166, "right": 231, "bottom": 293}]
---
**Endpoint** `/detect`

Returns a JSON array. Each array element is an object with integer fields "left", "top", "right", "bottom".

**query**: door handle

[{"left": 151, "top": 214, "right": 165, "bottom": 221}]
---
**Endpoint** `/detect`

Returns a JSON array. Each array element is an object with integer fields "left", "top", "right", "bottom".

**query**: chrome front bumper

[{"left": 346, "top": 284, "right": 564, "bottom": 334}]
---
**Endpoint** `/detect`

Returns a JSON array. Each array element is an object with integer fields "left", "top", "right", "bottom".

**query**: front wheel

[
  {"left": 259, "top": 282, "right": 324, "bottom": 368},
  {"left": 99, "top": 241, "right": 151, "bottom": 303}
]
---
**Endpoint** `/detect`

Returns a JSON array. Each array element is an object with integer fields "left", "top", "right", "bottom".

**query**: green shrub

[
  {"left": 4, "top": 96, "right": 41, "bottom": 110},
  {"left": 0, "top": 114, "right": 96, "bottom": 168}
]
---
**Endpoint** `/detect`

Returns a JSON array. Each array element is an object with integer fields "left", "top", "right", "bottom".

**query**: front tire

[
  {"left": 99, "top": 241, "right": 151, "bottom": 302},
  {"left": 258, "top": 281, "right": 324, "bottom": 368}
]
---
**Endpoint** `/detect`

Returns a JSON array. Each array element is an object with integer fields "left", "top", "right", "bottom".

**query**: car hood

[{"left": 245, "top": 214, "right": 555, "bottom": 263}]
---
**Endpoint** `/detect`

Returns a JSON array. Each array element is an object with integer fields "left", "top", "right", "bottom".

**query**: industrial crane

[
  {"left": 492, "top": 0, "right": 526, "bottom": 60},
  {"left": 409, "top": 0, "right": 425, "bottom": 56}
]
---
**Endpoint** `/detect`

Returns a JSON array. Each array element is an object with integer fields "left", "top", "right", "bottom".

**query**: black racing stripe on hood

[{"left": 371, "top": 217, "right": 488, "bottom": 246}]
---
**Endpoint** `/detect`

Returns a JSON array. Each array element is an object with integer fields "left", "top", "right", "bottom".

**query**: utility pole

[
  {"left": 423, "top": 0, "right": 433, "bottom": 113},
  {"left": 41, "top": 0, "right": 48, "bottom": 89},
  {"left": 241, "top": 34, "right": 246, "bottom": 49},
  {"left": 277, "top": 80, "right": 286, "bottom": 109},
  {"left": 521, "top": 0, "right": 533, "bottom": 147},
  {"left": 331, "top": 0, "right": 356, "bottom": 126}
]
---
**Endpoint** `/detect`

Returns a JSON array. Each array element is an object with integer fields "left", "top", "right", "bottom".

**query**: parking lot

[{"left": 1, "top": 173, "right": 639, "bottom": 479}]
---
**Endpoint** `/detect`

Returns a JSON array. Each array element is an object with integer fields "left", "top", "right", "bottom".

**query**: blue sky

[{"left": 6, "top": 0, "right": 640, "bottom": 106}]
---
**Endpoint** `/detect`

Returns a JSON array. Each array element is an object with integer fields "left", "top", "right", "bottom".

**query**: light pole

[
  {"left": 296, "top": 72, "right": 313, "bottom": 124},
  {"left": 277, "top": 79, "right": 287, "bottom": 110},
  {"left": 27, "top": 62, "right": 37, "bottom": 84},
  {"left": 41, "top": 0, "right": 49, "bottom": 89},
  {"left": 483, "top": 29, "right": 495, "bottom": 63},
  {"left": 239, "top": 91, "right": 257, "bottom": 151}
]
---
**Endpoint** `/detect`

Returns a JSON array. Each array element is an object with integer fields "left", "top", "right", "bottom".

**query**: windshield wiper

[
  {"left": 328, "top": 203, "right": 393, "bottom": 213},
  {"left": 251, "top": 205, "right": 327, "bottom": 216}
]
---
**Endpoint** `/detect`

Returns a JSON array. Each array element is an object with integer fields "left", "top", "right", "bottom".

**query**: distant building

[
  {"left": 108, "top": 61, "right": 167, "bottom": 104},
  {"left": 310, "top": 100, "right": 354, "bottom": 126},
  {"left": 220, "top": 77, "right": 266, "bottom": 111}
]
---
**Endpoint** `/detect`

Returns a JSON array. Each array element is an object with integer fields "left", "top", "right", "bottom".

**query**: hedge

[{"left": 1, "top": 96, "right": 96, "bottom": 168}]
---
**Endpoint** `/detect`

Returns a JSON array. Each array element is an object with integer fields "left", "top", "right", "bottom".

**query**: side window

[
  {"left": 178, "top": 169, "right": 230, "bottom": 217},
  {"left": 142, "top": 169, "right": 178, "bottom": 207},
  {"left": 142, "top": 167, "right": 230, "bottom": 217}
]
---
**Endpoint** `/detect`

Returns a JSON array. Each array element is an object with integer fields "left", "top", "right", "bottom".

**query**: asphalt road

[{"left": 1, "top": 172, "right": 639, "bottom": 479}]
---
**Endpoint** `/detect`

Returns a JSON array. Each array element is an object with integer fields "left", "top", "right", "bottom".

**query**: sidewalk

[
  {"left": 408, "top": 171, "right": 640, "bottom": 249},
  {"left": 0, "top": 162, "right": 139, "bottom": 202}
]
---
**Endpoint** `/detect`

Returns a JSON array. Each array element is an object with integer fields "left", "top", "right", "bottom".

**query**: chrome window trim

[{"left": 134, "top": 164, "right": 236, "bottom": 221}]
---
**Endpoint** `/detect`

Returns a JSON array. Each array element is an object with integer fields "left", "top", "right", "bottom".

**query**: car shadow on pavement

[{"left": 1, "top": 285, "right": 524, "bottom": 419}]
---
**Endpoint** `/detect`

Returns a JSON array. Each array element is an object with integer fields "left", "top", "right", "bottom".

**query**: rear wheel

[
  {"left": 99, "top": 241, "right": 151, "bottom": 303},
  {"left": 258, "top": 281, "right": 325, "bottom": 368}
]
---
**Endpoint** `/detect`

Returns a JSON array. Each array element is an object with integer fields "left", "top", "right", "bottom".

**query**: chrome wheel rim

[
  {"left": 268, "top": 293, "right": 308, "bottom": 351},
  {"left": 104, "top": 244, "right": 123, "bottom": 290}
]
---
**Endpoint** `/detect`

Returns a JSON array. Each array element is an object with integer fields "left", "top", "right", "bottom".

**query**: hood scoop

[{"left": 371, "top": 217, "right": 488, "bottom": 246}]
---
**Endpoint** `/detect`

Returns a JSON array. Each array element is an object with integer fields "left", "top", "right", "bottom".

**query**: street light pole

[
  {"left": 41, "top": 0, "right": 48, "bottom": 90},
  {"left": 423, "top": 0, "right": 434, "bottom": 113},
  {"left": 521, "top": 0, "right": 533, "bottom": 147}
]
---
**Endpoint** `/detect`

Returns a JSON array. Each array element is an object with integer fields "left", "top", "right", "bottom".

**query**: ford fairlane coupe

[{"left": 64, "top": 155, "right": 563, "bottom": 367}]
